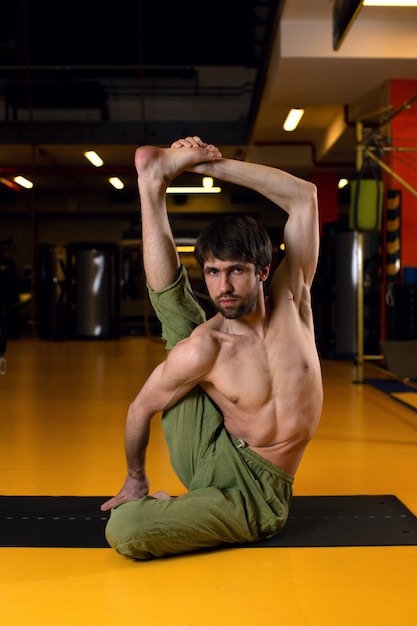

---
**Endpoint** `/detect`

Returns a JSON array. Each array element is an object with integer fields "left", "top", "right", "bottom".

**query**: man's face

[{"left": 202, "top": 257, "right": 264, "bottom": 319}]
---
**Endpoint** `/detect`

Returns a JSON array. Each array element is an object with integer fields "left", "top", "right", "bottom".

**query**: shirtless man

[{"left": 102, "top": 136, "right": 323, "bottom": 560}]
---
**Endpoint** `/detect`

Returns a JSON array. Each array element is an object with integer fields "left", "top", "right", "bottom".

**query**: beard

[{"left": 212, "top": 288, "right": 259, "bottom": 320}]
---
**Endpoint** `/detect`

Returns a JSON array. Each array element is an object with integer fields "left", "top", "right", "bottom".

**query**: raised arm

[
  {"left": 172, "top": 137, "right": 319, "bottom": 307},
  {"left": 273, "top": 176, "right": 319, "bottom": 303}
]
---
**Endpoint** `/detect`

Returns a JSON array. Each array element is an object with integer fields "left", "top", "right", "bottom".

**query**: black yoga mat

[
  {"left": 247, "top": 495, "right": 417, "bottom": 548},
  {"left": 1, "top": 496, "right": 109, "bottom": 548},
  {"left": 1, "top": 495, "right": 416, "bottom": 549}
]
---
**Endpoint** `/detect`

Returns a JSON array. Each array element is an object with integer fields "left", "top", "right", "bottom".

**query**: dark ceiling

[
  {"left": 0, "top": 0, "right": 278, "bottom": 140},
  {"left": 1, "top": 0, "right": 417, "bottom": 195},
  {"left": 0, "top": 0, "right": 281, "bottom": 193},
  {"left": 1, "top": 1, "right": 266, "bottom": 67}
]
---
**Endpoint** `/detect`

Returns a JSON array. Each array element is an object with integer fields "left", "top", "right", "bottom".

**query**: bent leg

[
  {"left": 105, "top": 487, "right": 254, "bottom": 560},
  {"left": 105, "top": 431, "right": 293, "bottom": 560}
]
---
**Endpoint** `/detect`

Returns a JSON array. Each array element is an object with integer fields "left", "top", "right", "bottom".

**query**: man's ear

[{"left": 259, "top": 264, "right": 270, "bottom": 282}]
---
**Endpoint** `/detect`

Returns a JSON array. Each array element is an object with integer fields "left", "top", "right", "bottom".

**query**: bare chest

[
  {"left": 206, "top": 334, "right": 272, "bottom": 409},
  {"left": 201, "top": 321, "right": 322, "bottom": 440}
]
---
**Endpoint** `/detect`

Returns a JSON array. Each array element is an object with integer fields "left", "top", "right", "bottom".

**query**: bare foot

[
  {"left": 134, "top": 143, "right": 222, "bottom": 189},
  {"left": 149, "top": 490, "right": 187, "bottom": 500},
  {"left": 150, "top": 490, "right": 171, "bottom": 500}
]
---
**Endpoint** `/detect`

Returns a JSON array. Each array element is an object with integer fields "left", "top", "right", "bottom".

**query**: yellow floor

[{"left": 1, "top": 337, "right": 416, "bottom": 626}]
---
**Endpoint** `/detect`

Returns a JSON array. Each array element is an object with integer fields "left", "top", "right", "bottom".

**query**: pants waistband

[{"left": 230, "top": 435, "right": 294, "bottom": 485}]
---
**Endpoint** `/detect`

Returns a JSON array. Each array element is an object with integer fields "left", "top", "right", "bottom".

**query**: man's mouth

[{"left": 218, "top": 297, "right": 237, "bottom": 307}]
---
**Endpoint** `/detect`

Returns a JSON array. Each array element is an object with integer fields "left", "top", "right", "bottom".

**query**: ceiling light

[
  {"left": 338, "top": 178, "right": 349, "bottom": 189},
  {"left": 13, "top": 175, "right": 33, "bottom": 189},
  {"left": 283, "top": 109, "right": 304, "bottom": 132},
  {"left": 363, "top": 1, "right": 417, "bottom": 5},
  {"left": 166, "top": 186, "right": 221, "bottom": 194},
  {"left": 202, "top": 176, "right": 214, "bottom": 188},
  {"left": 84, "top": 150, "right": 104, "bottom": 167},
  {"left": 109, "top": 177, "right": 124, "bottom": 190}
]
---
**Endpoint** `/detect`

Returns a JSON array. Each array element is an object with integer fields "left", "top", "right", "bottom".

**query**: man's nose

[{"left": 219, "top": 273, "right": 233, "bottom": 293}]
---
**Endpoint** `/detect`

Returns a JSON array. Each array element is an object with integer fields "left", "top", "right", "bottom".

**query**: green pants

[{"left": 105, "top": 266, "right": 293, "bottom": 560}]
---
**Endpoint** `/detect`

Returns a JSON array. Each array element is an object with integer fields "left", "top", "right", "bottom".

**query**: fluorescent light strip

[
  {"left": 109, "top": 177, "right": 124, "bottom": 190},
  {"left": 166, "top": 186, "right": 221, "bottom": 194},
  {"left": 84, "top": 150, "right": 104, "bottom": 167},
  {"left": 14, "top": 175, "right": 33, "bottom": 189},
  {"left": 363, "top": 1, "right": 417, "bottom": 5},
  {"left": 283, "top": 108, "right": 304, "bottom": 132}
]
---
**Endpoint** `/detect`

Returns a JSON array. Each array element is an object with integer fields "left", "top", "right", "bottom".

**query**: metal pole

[
  {"left": 354, "top": 121, "right": 365, "bottom": 383},
  {"left": 355, "top": 231, "right": 364, "bottom": 383},
  {"left": 366, "top": 149, "right": 417, "bottom": 199}
]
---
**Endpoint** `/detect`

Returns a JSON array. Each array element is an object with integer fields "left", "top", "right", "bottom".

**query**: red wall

[
  {"left": 387, "top": 80, "right": 417, "bottom": 272},
  {"left": 310, "top": 171, "right": 339, "bottom": 236}
]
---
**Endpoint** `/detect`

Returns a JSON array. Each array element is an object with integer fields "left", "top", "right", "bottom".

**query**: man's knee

[{"left": 105, "top": 500, "right": 157, "bottom": 560}]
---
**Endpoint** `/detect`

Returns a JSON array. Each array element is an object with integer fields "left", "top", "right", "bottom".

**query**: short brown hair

[{"left": 194, "top": 215, "right": 272, "bottom": 273}]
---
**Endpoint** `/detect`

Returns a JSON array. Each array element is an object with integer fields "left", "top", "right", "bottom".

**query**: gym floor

[{"left": 1, "top": 337, "right": 416, "bottom": 626}]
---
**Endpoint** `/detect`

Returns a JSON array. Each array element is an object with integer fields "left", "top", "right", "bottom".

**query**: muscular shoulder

[{"left": 164, "top": 321, "right": 221, "bottom": 384}]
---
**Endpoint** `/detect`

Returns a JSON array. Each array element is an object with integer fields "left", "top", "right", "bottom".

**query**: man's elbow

[
  {"left": 305, "top": 181, "right": 318, "bottom": 208},
  {"left": 127, "top": 398, "right": 156, "bottom": 425},
  {"left": 293, "top": 179, "right": 317, "bottom": 214},
  {"left": 302, "top": 182, "right": 318, "bottom": 223}
]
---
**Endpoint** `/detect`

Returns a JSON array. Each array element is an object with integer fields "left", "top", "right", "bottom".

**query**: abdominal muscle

[{"left": 224, "top": 383, "right": 321, "bottom": 476}]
